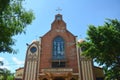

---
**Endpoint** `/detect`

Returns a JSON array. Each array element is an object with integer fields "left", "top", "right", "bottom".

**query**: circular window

[{"left": 30, "top": 46, "right": 37, "bottom": 53}]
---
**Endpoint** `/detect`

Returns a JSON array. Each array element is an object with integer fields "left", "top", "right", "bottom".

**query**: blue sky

[{"left": 0, "top": 0, "right": 120, "bottom": 73}]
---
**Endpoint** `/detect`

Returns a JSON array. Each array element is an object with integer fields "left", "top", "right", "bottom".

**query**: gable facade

[{"left": 22, "top": 14, "right": 98, "bottom": 80}]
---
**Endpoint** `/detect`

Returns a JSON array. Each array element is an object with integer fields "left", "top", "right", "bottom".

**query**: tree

[
  {"left": 0, "top": 0, "right": 10, "bottom": 13},
  {"left": 78, "top": 19, "right": 120, "bottom": 80},
  {"left": 0, "top": 68, "right": 14, "bottom": 80},
  {"left": 0, "top": 0, "right": 35, "bottom": 53}
]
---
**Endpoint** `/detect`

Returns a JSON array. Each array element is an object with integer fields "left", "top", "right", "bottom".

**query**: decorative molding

[
  {"left": 27, "top": 54, "right": 38, "bottom": 61},
  {"left": 55, "top": 29, "right": 65, "bottom": 32},
  {"left": 41, "top": 68, "right": 73, "bottom": 72}
]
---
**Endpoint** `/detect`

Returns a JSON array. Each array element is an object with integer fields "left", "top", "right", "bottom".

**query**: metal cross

[{"left": 56, "top": 7, "right": 62, "bottom": 14}]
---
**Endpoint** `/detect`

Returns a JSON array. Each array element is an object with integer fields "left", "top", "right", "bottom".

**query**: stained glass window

[{"left": 52, "top": 36, "right": 65, "bottom": 60}]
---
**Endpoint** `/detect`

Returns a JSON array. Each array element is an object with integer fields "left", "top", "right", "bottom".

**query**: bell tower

[{"left": 51, "top": 14, "right": 66, "bottom": 30}]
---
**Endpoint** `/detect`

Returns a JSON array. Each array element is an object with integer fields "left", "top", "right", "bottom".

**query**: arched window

[{"left": 52, "top": 36, "right": 65, "bottom": 60}]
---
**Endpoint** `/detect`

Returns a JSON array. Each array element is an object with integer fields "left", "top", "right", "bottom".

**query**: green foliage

[
  {"left": 0, "top": 0, "right": 35, "bottom": 53},
  {"left": 78, "top": 19, "right": 120, "bottom": 79},
  {"left": 0, "top": 0, "right": 10, "bottom": 13},
  {"left": 0, "top": 68, "right": 14, "bottom": 80}
]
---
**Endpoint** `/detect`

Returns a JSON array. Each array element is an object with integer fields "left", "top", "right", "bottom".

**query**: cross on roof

[{"left": 56, "top": 7, "right": 62, "bottom": 14}]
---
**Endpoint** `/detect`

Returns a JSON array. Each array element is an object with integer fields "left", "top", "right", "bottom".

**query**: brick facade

[
  {"left": 40, "top": 19, "right": 78, "bottom": 69},
  {"left": 22, "top": 14, "right": 104, "bottom": 80},
  {"left": 39, "top": 14, "right": 79, "bottom": 79}
]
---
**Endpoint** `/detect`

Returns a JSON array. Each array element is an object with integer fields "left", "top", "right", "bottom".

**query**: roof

[
  {"left": 78, "top": 39, "right": 85, "bottom": 43},
  {"left": 16, "top": 67, "right": 24, "bottom": 71}
]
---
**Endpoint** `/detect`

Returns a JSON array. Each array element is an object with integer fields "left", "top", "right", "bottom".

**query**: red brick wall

[{"left": 39, "top": 15, "right": 78, "bottom": 73}]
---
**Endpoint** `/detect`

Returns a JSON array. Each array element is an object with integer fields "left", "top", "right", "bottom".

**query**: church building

[{"left": 22, "top": 14, "right": 104, "bottom": 80}]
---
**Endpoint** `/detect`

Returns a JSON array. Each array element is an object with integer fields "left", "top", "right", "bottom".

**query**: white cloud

[
  {"left": 0, "top": 57, "right": 24, "bottom": 73},
  {"left": 0, "top": 57, "right": 4, "bottom": 61},
  {"left": 0, "top": 57, "right": 10, "bottom": 70},
  {"left": 12, "top": 57, "right": 24, "bottom": 65}
]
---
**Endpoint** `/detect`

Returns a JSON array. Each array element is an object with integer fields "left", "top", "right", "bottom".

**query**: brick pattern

[{"left": 39, "top": 14, "right": 78, "bottom": 73}]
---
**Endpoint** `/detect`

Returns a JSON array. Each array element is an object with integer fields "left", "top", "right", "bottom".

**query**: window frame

[{"left": 52, "top": 36, "right": 65, "bottom": 60}]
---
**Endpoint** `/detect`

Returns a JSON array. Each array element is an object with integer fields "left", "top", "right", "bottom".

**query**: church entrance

[{"left": 53, "top": 77, "right": 65, "bottom": 80}]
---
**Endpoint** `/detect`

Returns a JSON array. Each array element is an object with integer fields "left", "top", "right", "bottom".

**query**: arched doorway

[{"left": 54, "top": 77, "right": 65, "bottom": 80}]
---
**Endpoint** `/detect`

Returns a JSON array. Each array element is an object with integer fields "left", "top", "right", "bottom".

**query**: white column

[
  {"left": 87, "top": 61, "right": 90, "bottom": 80},
  {"left": 25, "top": 61, "right": 30, "bottom": 80},
  {"left": 81, "top": 61, "right": 85, "bottom": 80},
  {"left": 27, "top": 61, "right": 32, "bottom": 80},
  {"left": 33, "top": 61, "right": 37, "bottom": 80},
  {"left": 30, "top": 61, "right": 34, "bottom": 80},
  {"left": 37, "top": 38, "right": 41, "bottom": 80},
  {"left": 89, "top": 61, "right": 94, "bottom": 80},
  {"left": 76, "top": 37, "right": 81, "bottom": 80}
]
